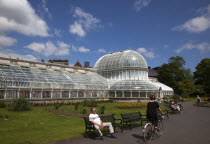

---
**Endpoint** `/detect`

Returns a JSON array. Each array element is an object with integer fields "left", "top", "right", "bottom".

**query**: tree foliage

[
  {"left": 194, "top": 58, "right": 210, "bottom": 96},
  {"left": 157, "top": 56, "right": 195, "bottom": 95}
]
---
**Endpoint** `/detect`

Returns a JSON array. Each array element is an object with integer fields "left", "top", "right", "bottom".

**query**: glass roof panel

[{"left": 94, "top": 50, "right": 148, "bottom": 71}]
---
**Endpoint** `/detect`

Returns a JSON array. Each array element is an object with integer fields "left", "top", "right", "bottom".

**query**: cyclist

[{"left": 146, "top": 95, "right": 164, "bottom": 130}]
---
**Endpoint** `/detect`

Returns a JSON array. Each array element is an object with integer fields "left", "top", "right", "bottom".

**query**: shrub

[
  {"left": 0, "top": 101, "right": 6, "bottom": 108},
  {"left": 81, "top": 100, "right": 98, "bottom": 107},
  {"left": 107, "top": 99, "right": 113, "bottom": 103},
  {"left": 74, "top": 102, "right": 80, "bottom": 110},
  {"left": 116, "top": 103, "right": 147, "bottom": 109},
  {"left": 82, "top": 100, "right": 88, "bottom": 107},
  {"left": 54, "top": 103, "right": 61, "bottom": 109},
  {"left": 0, "top": 114, "right": 8, "bottom": 119},
  {"left": 9, "top": 98, "right": 31, "bottom": 111},
  {"left": 87, "top": 100, "right": 98, "bottom": 107},
  {"left": 99, "top": 105, "right": 105, "bottom": 114},
  {"left": 183, "top": 98, "right": 191, "bottom": 102},
  {"left": 181, "top": 94, "right": 190, "bottom": 98},
  {"left": 80, "top": 108, "right": 87, "bottom": 114},
  {"left": 172, "top": 94, "right": 181, "bottom": 99}
]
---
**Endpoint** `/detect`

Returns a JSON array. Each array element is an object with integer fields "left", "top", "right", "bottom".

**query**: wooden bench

[
  {"left": 100, "top": 114, "right": 123, "bottom": 132},
  {"left": 121, "top": 111, "right": 148, "bottom": 130},
  {"left": 83, "top": 114, "right": 123, "bottom": 136}
]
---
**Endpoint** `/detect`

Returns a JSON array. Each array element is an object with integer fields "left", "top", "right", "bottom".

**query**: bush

[
  {"left": 172, "top": 94, "right": 181, "bottom": 99},
  {"left": 54, "top": 103, "right": 61, "bottom": 109},
  {"left": 183, "top": 98, "right": 191, "bottom": 102},
  {"left": 82, "top": 100, "right": 88, "bottom": 107},
  {"left": 81, "top": 100, "right": 98, "bottom": 107},
  {"left": 74, "top": 102, "right": 80, "bottom": 110},
  {"left": 80, "top": 108, "right": 87, "bottom": 114},
  {"left": 9, "top": 98, "right": 31, "bottom": 111},
  {"left": 116, "top": 103, "right": 147, "bottom": 109},
  {"left": 0, "top": 101, "right": 6, "bottom": 108},
  {"left": 0, "top": 114, "right": 8, "bottom": 119},
  {"left": 181, "top": 94, "right": 190, "bottom": 98},
  {"left": 99, "top": 105, "right": 105, "bottom": 114}
]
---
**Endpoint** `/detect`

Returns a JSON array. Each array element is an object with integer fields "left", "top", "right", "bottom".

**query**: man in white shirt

[{"left": 89, "top": 107, "right": 114, "bottom": 140}]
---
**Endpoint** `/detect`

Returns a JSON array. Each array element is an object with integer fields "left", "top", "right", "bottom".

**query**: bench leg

[{"left": 121, "top": 126, "right": 123, "bottom": 133}]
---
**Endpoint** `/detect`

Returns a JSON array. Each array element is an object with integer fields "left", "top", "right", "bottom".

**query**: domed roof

[{"left": 94, "top": 50, "right": 148, "bottom": 71}]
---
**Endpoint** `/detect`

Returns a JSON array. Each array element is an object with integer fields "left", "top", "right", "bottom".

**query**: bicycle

[{"left": 143, "top": 114, "right": 164, "bottom": 143}]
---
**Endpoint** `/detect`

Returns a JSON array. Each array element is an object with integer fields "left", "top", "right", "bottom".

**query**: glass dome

[{"left": 94, "top": 50, "right": 148, "bottom": 71}]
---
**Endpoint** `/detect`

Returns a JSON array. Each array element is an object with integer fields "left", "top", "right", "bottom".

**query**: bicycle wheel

[
  {"left": 155, "top": 120, "right": 164, "bottom": 139},
  {"left": 143, "top": 123, "right": 153, "bottom": 143}
]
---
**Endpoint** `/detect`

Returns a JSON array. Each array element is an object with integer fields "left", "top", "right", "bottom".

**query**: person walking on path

[
  {"left": 196, "top": 95, "right": 201, "bottom": 108},
  {"left": 89, "top": 107, "right": 115, "bottom": 140}
]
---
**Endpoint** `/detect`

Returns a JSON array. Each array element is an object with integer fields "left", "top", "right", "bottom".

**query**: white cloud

[
  {"left": 39, "top": 0, "right": 52, "bottom": 19},
  {"left": 78, "top": 47, "right": 90, "bottom": 53},
  {"left": 0, "top": 0, "right": 49, "bottom": 37},
  {"left": 54, "top": 28, "right": 62, "bottom": 37},
  {"left": 97, "top": 49, "right": 106, "bottom": 53},
  {"left": 72, "top": 45, "right": 90, "bottom": 53},
  {"left": 0, "top": 51, "right": 37, "bottom": 61},
  {"left": 25, "top": 41, "right": 70, "bottom": 56},
  {"left": 176, "top": 42, "right": 210, "bottom": 53},
  {"left": 172, "top": 4, "right": 210, "bottom": 33},
  {"left": 69, "top": 22, "right": 86, "bottom": 37},
  {"left": 136, "top": 48, "right": 155, "bottom": 58},
  {"left": 134, "top": 0, "right": 151, "bottom": 12},
  {"left": 0, "top": 35, "right": 17, "bottom": 48},
  {"left": 69, "top": 7, "right": 101, "bottom": 37}
]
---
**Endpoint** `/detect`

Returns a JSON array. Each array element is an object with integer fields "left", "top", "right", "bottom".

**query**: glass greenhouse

[
  {"left": 94, "top": 50, "right": 174, "bottom": 98},
  {"left": 0, "top": 50, "right": 173, "bottom": 100}
]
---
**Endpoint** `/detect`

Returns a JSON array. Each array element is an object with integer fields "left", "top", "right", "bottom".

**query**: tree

[
  {"left": 157, "top": 56, "right": 195, "bottom": 95},
  {"left": 177, "top": 79, "right": 195, "bottom": 95},
  {"left": 194, "top": 58, "right": 210, "bottom": 96}
]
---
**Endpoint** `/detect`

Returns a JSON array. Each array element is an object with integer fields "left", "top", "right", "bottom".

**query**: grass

[
  {"left": 0, "top": 103, "right": 169, "bottom": 144},
  {"left": 0, "top": 107, "right": 83, "bottom": 144}
]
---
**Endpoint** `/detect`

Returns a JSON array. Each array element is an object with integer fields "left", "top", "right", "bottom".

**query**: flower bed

[
  {"left": 116, "top": 103, "right": 147, "bottom": 109},
  {"left": 183, "top": 98, "right": 191, "bottom": 102}
]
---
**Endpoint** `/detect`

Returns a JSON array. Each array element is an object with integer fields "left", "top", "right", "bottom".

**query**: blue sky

[{"left": 0, "top": 0, "right": 210, "bottom": 72}]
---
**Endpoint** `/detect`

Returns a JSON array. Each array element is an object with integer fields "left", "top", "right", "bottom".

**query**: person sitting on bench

[
  {"left": 171, "top": 101, "right": 181, "bottom": 112},
  {"left": 89, "top": 107, "right": 115, "bottom": 140}
]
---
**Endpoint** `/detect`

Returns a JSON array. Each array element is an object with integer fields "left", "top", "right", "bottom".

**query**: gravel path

[{"left": 56, "top": 102, "right": 210, "bottom": 144}]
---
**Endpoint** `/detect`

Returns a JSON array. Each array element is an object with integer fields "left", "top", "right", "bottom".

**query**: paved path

[{"left": 56, "top": 103, "right": 210, "bottom": 144}]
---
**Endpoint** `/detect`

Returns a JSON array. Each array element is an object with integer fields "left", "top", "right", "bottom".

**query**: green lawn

[{"left": 0, "top": 103, "right": 169, "bottom": 144}]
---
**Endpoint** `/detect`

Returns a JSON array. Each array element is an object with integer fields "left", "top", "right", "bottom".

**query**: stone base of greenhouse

[{"left": 0, "top": 88, "right": 173, "bottom": 101}]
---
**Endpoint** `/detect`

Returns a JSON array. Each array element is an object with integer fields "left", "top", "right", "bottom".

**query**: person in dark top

[
  {"left": 146, "top": 95, "right": 164, "bottom": 129},
  {"left": 196, "top": 95, "right": 201, "bottom": 108}
]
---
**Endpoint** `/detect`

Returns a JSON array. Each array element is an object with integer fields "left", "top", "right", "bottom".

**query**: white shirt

[{"left": 89, "top": 113, "right": 101, "bottom": 125}]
